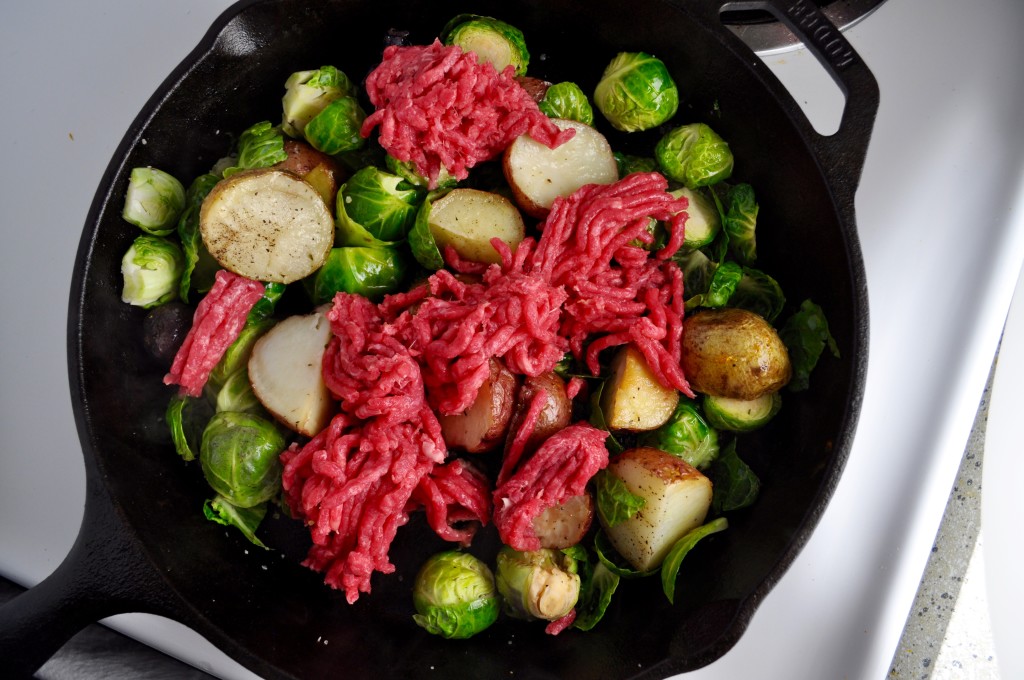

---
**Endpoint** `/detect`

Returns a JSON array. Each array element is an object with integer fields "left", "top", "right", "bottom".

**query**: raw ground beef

[
  {"left": 361, "top": 40, "right": 574, "bottom": 188},
  {"left": 164, "top": 270, "right": 265, "bottom": 397}
]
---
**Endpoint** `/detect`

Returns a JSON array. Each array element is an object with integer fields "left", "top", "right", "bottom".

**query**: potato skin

[
  {"left": 505, "top": 371, "right": 573, "bottom": 457},
  {"left": 438, "top": 358, "right": 519, "bottom": 453},
  {"left": 681, "top": 308, "right": 792, "bottom": 400}
]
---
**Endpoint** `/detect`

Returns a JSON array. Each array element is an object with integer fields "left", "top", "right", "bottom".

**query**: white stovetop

[{"left": 2, "top": 1, "right": 1023, "bottom": 678}]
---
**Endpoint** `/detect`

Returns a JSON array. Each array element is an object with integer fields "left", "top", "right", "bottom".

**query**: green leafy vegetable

[
  {"left": 176, "top": 173, "right": 220, "bottom": 302},
  {"left": 779, "top": 299, "right": 840, "bottom": 392},
  {"left": 660, "top": 517, "right": 728, "bottom": 603},
  {"left": 730, "top": 267, "right": 785, "bottom": 323},
  {"left": 722, "top": 183, "right": 759, "bottom": 265},
  {"left": 594, "top": 470, "right": 646, "bottom": 527},
  {"left": 166, "top": 394, "right": 213, "bottom": 462},
  {"left": 222, "top": 121, "right": 289, "bottom": 177},
  {"left": 120, "top": 234, "right": 185, "bottom": 308},
  {"left": 594, "top": 51, "right": 679, "bottom": 132},
  {"left": 215, "top": 369, "right": 262, "bottom": 414},
  {"left": 303, "top": 97, "right": 366, "bottom": 156},
  {"left": 539, "top": 82, "right": 594, "bottom": 126},
  {"left": 312, "top": 246, "right": 408, "bottom": 303},
  {"left": 203, "top": 495, "right": 268, "bottom": 549},
  {"left": 593, "top": 530, "right": 658, "bottom": 579},
  {"left": 710, "top": 438, "right": 761, "bottom": 514},
  {"left": 200, "top": 412, "right": 285, "bottom": 508},
  {"left": 704, "top": 260, "right": 743, "bottom": 308},
  {"left": 122, "top": 166, "right": 186, "bottom": 236},
  {"left": 639, "top": 398, "right": 719, "bottom": 470},
  {"left": 572, "top": 557, "right": 620, "bottom": 631},
  {"left": 412, "top": 551, "right": 500, "bottom": 639}
]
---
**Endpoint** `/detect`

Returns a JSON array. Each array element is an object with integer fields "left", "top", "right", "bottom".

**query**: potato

[
  {"left": 515, "top": 76, "right": 552, "bottom": 103},
  {"left": 274, "top": 139, "right": 343, "bottom": 208},
  {"left": 601, "top": 346, "right": 679, "bottom": 431},
  {"left": 505, "top": 371, "right": 572, "bottom": 457},
  {"left": 248, "top": 309, "right": 335, "bottom": 437},
  {"left": 681, "top": 308, "right": 792, "bottom": 400},
  {"left": 438, "top": 359, "right": 519, "bottom": 453},
  {"left": 428, "top": 188, "right": 526, "bottom": 265},
  {"left": 503, "top": 118, "right": 618, "bottom": 218},
  {"left": 200, "top": 168, "right": 334, "bottom": 284},
  {"left": 602, "top": 447, "right": 713, "bottom": 572},
  {"left": 532, "top": 493, "right": 594, "bottom": 550}
]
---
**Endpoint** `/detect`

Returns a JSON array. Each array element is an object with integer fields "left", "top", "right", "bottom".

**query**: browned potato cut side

[
  {"left": 503, "top": 118, "right": 618, "bottom": 218},
  {"left": 248, "top": 310, "right": 335, "bottom": 437},
  {"left": 681, "top": 308, "right": 792, "bottom": 400},
  {"left": 200, "top": 168, "right": 334, "bottom": 284},
  {"left": 532, "top": 493, "right": 594, "bottom": 550},
  {"left": 601, "top": 346, "right": 679, "bottom": 431},
  {"left": 438, "top": 359, "right": 519, "bottom": 453},
  {"left": 602, "top": 447, "right": 713, "bottom": 572},
  {"left": 428, "top": 188, "right": 526, "bottom": 265}
]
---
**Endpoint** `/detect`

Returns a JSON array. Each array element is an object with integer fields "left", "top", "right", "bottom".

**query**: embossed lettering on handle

[{"left": 787, "top": 0, "right": 855, "bottom": 69}]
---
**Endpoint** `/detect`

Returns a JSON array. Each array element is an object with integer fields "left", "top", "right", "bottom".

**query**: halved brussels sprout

[
  {"left": 442, "top": 15, "right": 530, "bottom": 75},
  {"left": 303, "top": 96, "right": 366, "bottom": 156},
  {"left": 281, "top": 65, "right": 355, "bottom": 138},
  {"left": 412, "top": 551, "right": 500, "bottom": 639},
  {"left": 538, "top": 82, "right": 594, "bottom": 126},
  {"left": 120, "top": 234, "right": 185, "bottom": 308},
  {"left": 671, "top": 186, "right": 720, "bottom": 249},
  {"left": 703, "top": 392, "right": 782, "bottom": 432},
  {"left": 594, "top": 52, "right": 678, "bottom": 132},
  {"left": 639, "top": 398, "right": 720, "bottom": 470},
  {"left": 312, "top": 246, "right": 407, "bottom": 303},
  {"left": 495, "top": 546, "right": 580, "bottom": 622},
  {"left": 655, "top": 123, "right": 734, "bottom": 189},
  {"left": 199, "top": 411, "right": 284, "bottom": 508},
  {"left": 340, "top": 166, "right": 422, "bottom": 242},
  {"left": 122, "top": 167, "right": 186, "bottom": 235}
]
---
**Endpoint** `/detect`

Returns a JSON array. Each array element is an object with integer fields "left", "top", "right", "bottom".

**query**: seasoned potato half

[
  {"left": 601, "top": 345, "right": 679, "bottom": 431},
  {"left": 603, "top": 447, "right": 713, "bottom": 572},
  {"left": 200, "top": 168, "right": 334, "bottom": 283},
  {"left": 681, "top": 308, "right": 792, "bottom": 400},
  {"left": 248, "top": 309, "right": 335, "bottom": 437},
  {"left": 503, "top": 118, "right": 618, "bottom": 218},
  {"left": 428, "top": 188, "right": 525, "bottom": 265},
  {"left": 438, "top": 358, "right": 519, "bottom": 453},
  {"left": 532, "top": 493, "right": 594, "bottom": 550}
]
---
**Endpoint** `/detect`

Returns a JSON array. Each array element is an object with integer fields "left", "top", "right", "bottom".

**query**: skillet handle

[
  {"left": 0, "top": 472, "right": 178, "bottom": 677},
  {"left": 753, "top": 0, "right": 879, "bottom": 199}
]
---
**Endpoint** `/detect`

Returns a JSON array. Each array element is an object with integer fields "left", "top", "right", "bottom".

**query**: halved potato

[
  {"left": 602, "top": 447, "right": 713, "bottom": 572},
  {"left": 503, "top": 118, "right": 618, "bottom": 218},
  {"left": 427, "top": 188, "right": 526, "bottom": 265},
  {"left": 248, "top": 309, "right": 335, "bottom": 437},
  {"left": 601, "top": 345, "right": 679, "bottom": 431},
  {"left": 438, "top": 358, "right": 519, "bottom": 453},
  {"left": 200, "top": 168, "right": 334, "bottom": 283},
  {"left": 505, "top": 371, "right": 572, "bottom": 457}
]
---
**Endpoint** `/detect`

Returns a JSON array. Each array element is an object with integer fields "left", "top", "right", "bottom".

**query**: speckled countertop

[{"left": 889, "top": 370, "right": 1000, "bottom": 679}]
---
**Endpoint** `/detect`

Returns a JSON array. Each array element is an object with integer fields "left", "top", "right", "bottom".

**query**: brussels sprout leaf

[
  {"left": 203, "top": 495, "right": 269, "bottom": 549},
  {"left": 779, "top": 299, "right": 840, "bottom": 392},
  {"left": 660, "top": 517, "right": 728, "bottom": 603},
  {"left": 587, "top": 381, "right": 625, "bottom": 454},
  {"left": 723, "top": 183, "right": 758, "bottom": 265},
  {"left": 594, "top": 530, "right": 658, "bottom": 579},
  {"left": 177, "top": 173, "right": 220, "bottom": 302},
  {"left": 704, "top": 260, "right": 743, "bottom": 308},
  {"left": 222, "top": 121, "right": 288, "bottom": 177},
  {"left": 710, "top": 439, "right": 760, "bottom": 514},
  {"left": 594, "top": 470, "right": 646, "bottom": 527},
  {"left": 730, "top": 267, "right": 785, "bottom": 323},
  {"left": 166, "top": 394, "right": 213, "bottom": 462},
  {"left": 573, "top": 558, "right": 621, "bottom": 631}
]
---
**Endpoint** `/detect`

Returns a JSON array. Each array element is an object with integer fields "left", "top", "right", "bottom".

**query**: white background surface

[{"left": 2, "top": 1, "right": 1023, "bottom": 679}]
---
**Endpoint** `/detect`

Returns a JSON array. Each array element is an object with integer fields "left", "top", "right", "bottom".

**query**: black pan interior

[{"left": 70, "top": 0, "right": 867, "bottom": 678}]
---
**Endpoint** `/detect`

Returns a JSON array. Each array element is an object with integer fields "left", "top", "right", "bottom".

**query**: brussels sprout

[
  {"left": 222, "top": 121, "right": 289, "bottom": 178},
  {"left": 730, "top": 267, "right": 785, "bottom": 323},
  {"left": 539, "top": 82, "right": 594, "bottom": 126},
  {"left": 704, "top": 260, "right": 743, "bottom": 308},
  {"left": 412, "top": 551, "right": 500, "bottom": 639},
  {"left": 204, "top": 495, "right": 268, "bottom": 549},
  {"left": 673, "top": 248, "right": 716, "bottom": 309},
  {"left": 121, "top": 235, "right": 185, "bottom": 308},
  {"left": 779, "top": 299, "right": 840, "bottom": 392},
  {"left": 703, "top": 392, "right": 781, "bottom": 432},
  {"left": 722, "top": 182, "right": 759, "bottom": 265},
  {"left": 495, "top": 546, "right": 580, "bottom": 622},
  {"left": 340, "top": 166, "right": 422, "bottom": 242},
  {"left": 312, "top": 246, "right": 407, "bottom": 303},
  {"left": 639, "top": 399, "right": 720, "bottom": 470},
  {"left": 303, "top": 96, "right": 366, "bottom": 156},
  {"left": 670, "top": 186, "right": 720, "bottom": 249},
  {"left": 122, "top": 167, "right": 186, "bottom": 235},
  {"left": 442, "top": 15, "right": 530, "bottom": 76},
  {"left": 216, "top": 369, "right": 262, "bottom": 414},
  {"left": 176, "top": 172, "right": 220, "bottom": 302},
  {"left": 199, "top": 411, "right": 284, "bottom": 508},
  {"left": 613, "top": 152, "right": 658, "bottom": 178},
  {"left": 594, "top": 52, "right": 678, "bottom": 132},
  {"left": 281, "top": 66, "right": 355, "bottom": 138},
  {"left": 385, "top": 154, "right": 458, "bottom": 190},
  {"left": 655, "top": 123, "right": 734, "bottom": 189}
]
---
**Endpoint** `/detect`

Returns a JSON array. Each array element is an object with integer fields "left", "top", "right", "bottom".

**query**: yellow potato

[
  {"left": 601, "top": 346, "right": 679, "bottom": 431},
  {"left": 681, "top": 308, "right": 792, "bottom": 400}
]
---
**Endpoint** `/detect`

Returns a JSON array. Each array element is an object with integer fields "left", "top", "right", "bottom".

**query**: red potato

[
  {"left": 503, "top": 118, "right": 619, "bottom": 219},
  {"left": 532, "top": 493, "right": 594, "bottom": 550},
  {"left": 438, "top": 359, "right": 519, "bottom": 453},
  {"left": 504, "top": 371, "right": 573, "bottom": 458},
  {"left": 515, "top": 76, "right": 552, "bottom": 103},
  {"left": 274, "top": 139, "right": 344, "bottom": 208}
]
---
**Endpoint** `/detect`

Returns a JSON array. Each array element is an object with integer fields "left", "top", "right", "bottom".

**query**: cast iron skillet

[{"left": 0, "top": 0, "right": 877, "bottom": 677}]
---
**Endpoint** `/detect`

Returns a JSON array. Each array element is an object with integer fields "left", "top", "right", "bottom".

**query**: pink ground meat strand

[
  {"left": 493, "top": 423, "right": 609, "bottom": 552},
  {"left": 163, "top": 270, "right": 265, "bottom": 397},
  {"left": 361, "top": 40, "right": 574, "bottom": 188},
  {"left": 409, "top": 458, "right": 492, "bottom": 546}
]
